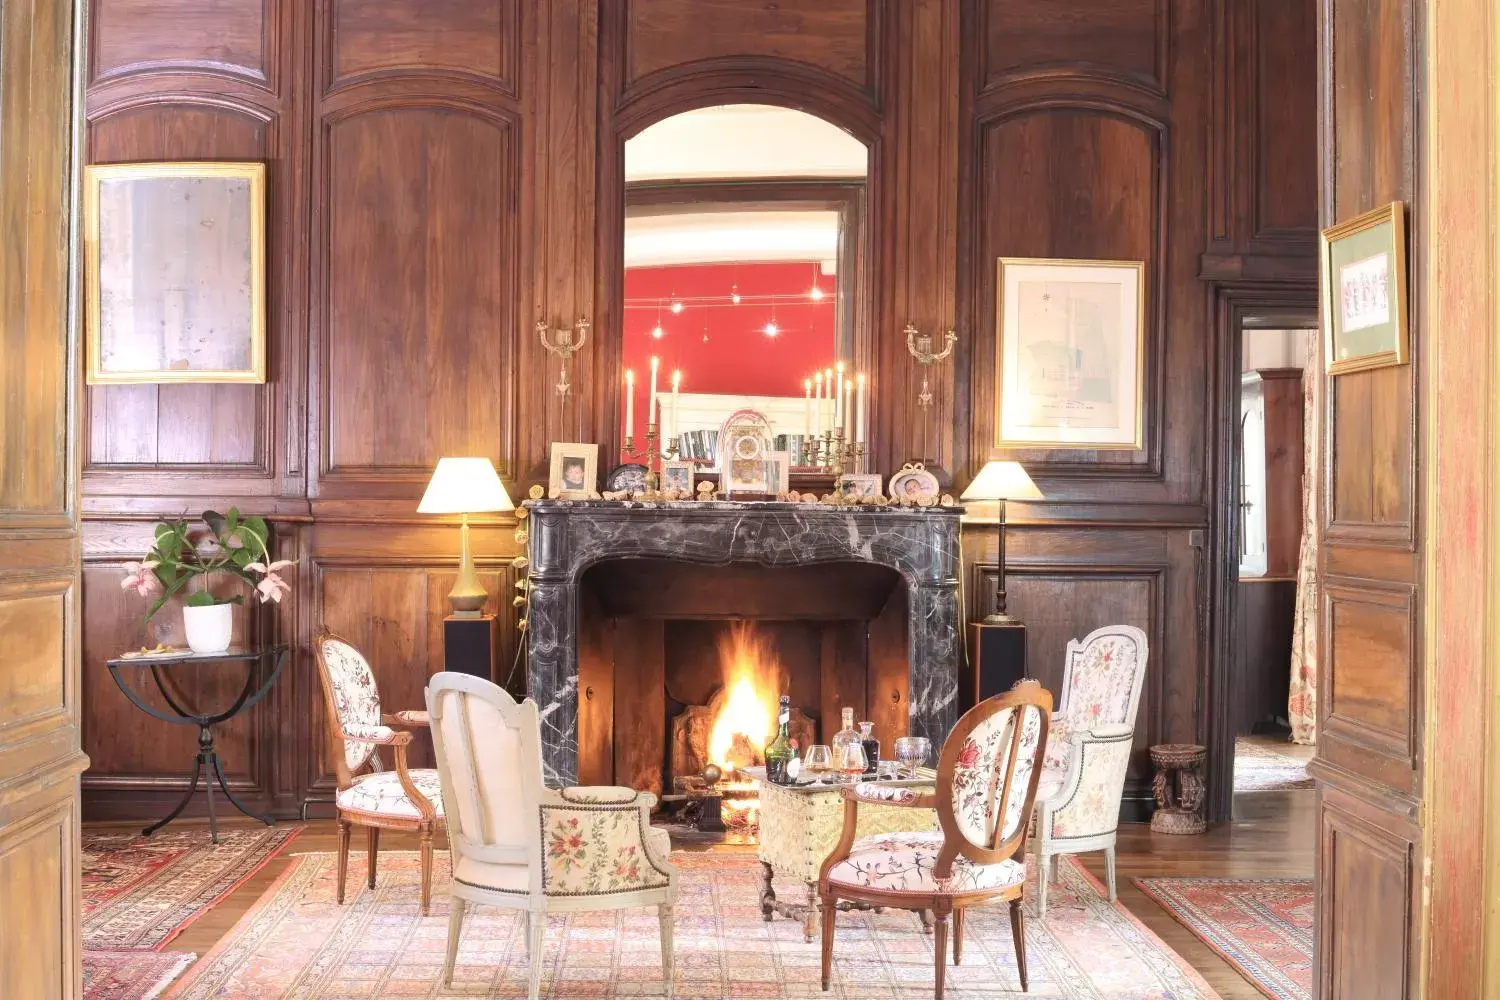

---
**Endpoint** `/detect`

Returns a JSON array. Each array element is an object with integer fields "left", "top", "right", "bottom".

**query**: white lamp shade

[
  {"left": 960, "top": 460, "right": 1043, "bottom": 501},
  {"left": 417, "top": 457, "right": 514, "bottom": 514}
]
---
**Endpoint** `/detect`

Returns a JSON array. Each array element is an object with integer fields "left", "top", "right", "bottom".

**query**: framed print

[
  {"left": 85, "top": 161, "right": 266, "bottom": 384},
  {"left": 837, "top": 473, "right": 883, "bottom": 499},
  {"left": 661, "top": 460, "right": 695, "bottom": 494},
  {"left": 886, "top": 463, "right": 939, "bottom": 502},
  {"left": 995, "top": 257, "right": 1145, "bottom": 450},
  {"left": 1321, "top": 201, "right": 1409, "bottom": 375},
  {"left": 765, "top": 450, "right": 791, "bottom": 495},
  {"left": 549, "top": 443, "right": 599, "bottom": 499}
]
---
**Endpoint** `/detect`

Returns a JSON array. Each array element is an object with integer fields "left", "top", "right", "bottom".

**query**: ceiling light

[
  {"left": 651, "top": 325, "right": 664, "bottom": 339},
  {"left": 809, "top": 286, "right": 825, "bottom": 301},
  {"left": 670, "top": 301, "right": 684, "bottom": 314},
  {"left": 764, "top": 322, "right": 778, "bottom": 337},
  {"left": 731, "top": 285, "right": 741, "bottom": 305}
]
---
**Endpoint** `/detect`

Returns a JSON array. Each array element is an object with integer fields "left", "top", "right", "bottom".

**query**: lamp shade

[
  {"left": 417, "top": 457, "right": 514, "bottom": 514},
  {"left": 960, "top": 460, "right": 1043, "bottom": 501}
]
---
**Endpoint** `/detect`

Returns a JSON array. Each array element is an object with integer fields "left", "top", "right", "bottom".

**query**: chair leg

[
  {"left": 932, "top": 905, "right": 950, "bottom": 1000},
  {"left": 418, "top": 827, "right": 434, "bottom": 917},
  {"left": 1036, "top": 855, "right": 1050, "bottom": 920},
  {"left": 1104, "top": 846, "right": 1118, "bottom": 902},
  {"left": 335, "top": 819, "right": 352, "bottom": 904},
  {"left": 526, "top": 911, "right": 545, "bottom": 1000},
  {"left": 1009, "top": 898, "right": 1029, "bottom": 992},
  {"left": 952, "top": 908, "right": 964, "bottom": 966},
  {"left": 658, "top": 903, "right": 675, "bottom": 999},
  {"left": 819, "top": 897, "right": 837, "bottom": 991},
  {"left": 442, "top": 897, "right": 466, "bottom": 986},
  {"left": 366, "top": 826, "right": 380, "bottom": 890}
]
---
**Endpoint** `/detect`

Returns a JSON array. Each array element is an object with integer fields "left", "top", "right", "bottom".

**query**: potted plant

[{"left": 121, "top": 509, "right": 294, "bottom": 654}]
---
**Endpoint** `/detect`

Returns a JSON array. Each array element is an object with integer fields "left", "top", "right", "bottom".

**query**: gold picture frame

[
  {"left": 548, "top": 442, "right": 599, "bottom": 499},
  {"left": 994, "top": 257, "right": 1146, "bottom": 450},
  {"left": 85, "top": 161, "right": 267, "bottom": 384},
  {"left": 1320, "top": 201, "right": 1409, "bottom": 375}
]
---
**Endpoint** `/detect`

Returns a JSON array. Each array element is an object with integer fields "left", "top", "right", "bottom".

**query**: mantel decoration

[
  {"left": 121, "top": 509, "right": 293, "bottom": 653},
  {"left": 537, "top": 317, "right": 590, "bottom": 397},
  {"left": 1320, "top": 201, "right": 1409, "bottom": 375}
]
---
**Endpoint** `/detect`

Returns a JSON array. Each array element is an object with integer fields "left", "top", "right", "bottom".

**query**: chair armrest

[
  {"left": 538, "top": 790, "right": 674, "bottom": 894},
  {"left": 554, "top": 785, "right": 659, "bottom": 810},
  {"left": 382, "top": 710, "right": 429, "bottom": 728},
  {"left": 1037, "top": 728, "right": 1133, "bottom": 839},
  {"left": 844, "top": 782, "right": 937, "bottom": 810},
  {"left": 1087, "top": 723, "right": 1133, "bottom": 739},
  {"left": 343, "top": 723, "right": 412, "bottom": 746}
]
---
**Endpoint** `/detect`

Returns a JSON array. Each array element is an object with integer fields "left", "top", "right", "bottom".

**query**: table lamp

[
  {"left": 418, "top": 457, "right": 513, "bottom": 617},
  {"left": 960, "top": 460, "right": 1042, "bottom": 623}
]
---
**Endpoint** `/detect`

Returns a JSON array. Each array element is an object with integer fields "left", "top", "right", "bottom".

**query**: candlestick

[
  {"left": 670, "top": 369, "right": 681, "bottom": 446},
  {"left": 649, "top": 356, "right": 660, "bottom": 430},
  {"left": 856, "top": 373, "right": 867, "bottom": 445},
  {"left": 804, "top": 378, "right": 813, "bottom": 437},
  {"left": 625, "top": 369, "right": 635, "bottom": 442}
]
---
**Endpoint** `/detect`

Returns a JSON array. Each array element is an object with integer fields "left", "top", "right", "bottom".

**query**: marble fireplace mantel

[{"left": 524, "top": 499, "right": 963, "bottom": 786}]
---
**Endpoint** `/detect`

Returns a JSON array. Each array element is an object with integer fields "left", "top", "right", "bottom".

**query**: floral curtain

[{"left": 1288, "top": 335, "right": 1320, "bottom": 744}]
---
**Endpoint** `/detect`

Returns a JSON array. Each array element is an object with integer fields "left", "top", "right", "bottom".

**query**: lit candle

[
  {"left": 804, "top": 378, "right": 813, "bottom": 437},
  {"left": 625, "top": 369, "right": 635, "bottom": 442},
  {"left": 856, "top": 373, "right": 867, "bottom": 445},
  {"left": 671, "top": 369, "right": 682, "bottom": 446},
  {"left": 835, "top": 361, "right": 846, "bottom": 428},
  {"left": 649, "top": 356, "right": 660, "bottom": 430}
]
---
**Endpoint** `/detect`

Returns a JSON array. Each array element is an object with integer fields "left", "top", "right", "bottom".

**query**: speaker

[
  {"left": 443, "top": 614, "right": 496, "bottom": 680},
  {"left": 966, "top": 619, "right": 1027, "bottom": 708}
]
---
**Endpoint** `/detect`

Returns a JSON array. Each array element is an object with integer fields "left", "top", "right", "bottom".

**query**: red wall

[{"left": 621, "top": 262, "right": 835, "bottom": 444}]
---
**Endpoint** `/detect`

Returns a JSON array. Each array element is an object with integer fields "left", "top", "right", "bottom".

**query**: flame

[{"left": 706, "top": 624, "right": 779, "bottom": 771}]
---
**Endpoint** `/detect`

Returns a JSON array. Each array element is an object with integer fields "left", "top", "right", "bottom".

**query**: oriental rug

[
  {"left": 84, "top": 949, "right": 195, "bottom": 1000},
  {"left": 1233, "top": 738, "right": 1315, "bottom": 793},
  {"left": 1134, "top": 877, "right": 1313, "bottom": 1000},
  {"left": 83, "top": 826, "right": 301, "bottom": 950},
  {"left": 169, "top": 849, "right": 1220, "bottom": 999}
]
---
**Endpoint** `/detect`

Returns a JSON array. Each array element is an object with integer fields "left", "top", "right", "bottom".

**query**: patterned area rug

[
  {"left": 169, "top": 850, "right": 1220, "bottom": 999},
  {"left": 1134, "top": 877, "right": 1313, "bottom": 1000},
  {"left": 83, "top": 826, "right": 302, "bottom": 949},
  {"left": 84, "top": 950, "right": 196, "bottom": 1000},
  {"left": 1233, "top": 738, "right": 1315, "bottom": 793}
]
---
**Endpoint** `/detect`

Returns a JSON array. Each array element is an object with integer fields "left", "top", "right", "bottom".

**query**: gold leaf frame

[{"left": 1320, "top": 201, "right": 1409, "bottom": 375}]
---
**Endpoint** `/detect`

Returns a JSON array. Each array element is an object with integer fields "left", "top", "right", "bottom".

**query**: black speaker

[
  {"left": 965, "top": 619, "right": 1027, "bottom": 708},
  {"left": 443, "top": 614, "right": 496, "bottom": 681}
]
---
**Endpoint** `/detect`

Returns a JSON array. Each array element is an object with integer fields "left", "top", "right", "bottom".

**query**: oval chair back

[{"left": 312, "top": 630, "right": 385, "bottom": 786}]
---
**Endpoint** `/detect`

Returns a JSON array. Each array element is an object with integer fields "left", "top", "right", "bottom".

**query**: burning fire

[{"left": 706, "top": 623, "right": 780, "bottom": 773}]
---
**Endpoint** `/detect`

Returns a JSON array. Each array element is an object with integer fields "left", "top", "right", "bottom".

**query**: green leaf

[
  {"left": 203, "top": 509, "right": 227, "bottom": 540},
  {"left": 183, "top": 591, "right": 218, "bottom": 607}
]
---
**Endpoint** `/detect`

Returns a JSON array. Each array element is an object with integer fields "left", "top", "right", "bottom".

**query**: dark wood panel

[
  {"left": 1254, "top": 0, "right": 1317, "bottom": 237},
  {"left": 612, "top": 617, "right": 664, "bottom": 797},
  {"left": 982, "top": 0, "right": 1162, "bottom": 86},
  {"left": 1318, "top": 794, "right": 1415, "bottom": 1000},
  {"left": 1327, "top": 0, "right": 1414, "bottom": 218},
  {"left": 1231, "top": 579, "right": 1294, "bottom": 735},
  {"left": 91, "top": 0, "right": 269, "bottom": 84},
  {"left": 1257, "top": 368, "right": 1306, "bottom": 577},
  {"left": 1328, "top": 365, "right": 1414, "bottom": 537},
  {"left": 329, "top": 0, "right": 517, "bottom": 89},
  {"left": 625, "top": 0, "right": 870, "bottom": 88},
  {"left": 1323, "top": 582, "right": 1414, "bottom": 759}
]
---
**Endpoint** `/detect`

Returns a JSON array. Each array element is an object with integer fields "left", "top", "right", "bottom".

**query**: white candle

[
  {"left": 625, "top": 370, "right": 635, "bottom": 441},
  {"left": 856, "top": 373, "right": 867, "bottom": 445},
  {"left": 670, "top": 369, "right": 682, "bottom": 446},
  {"left": 843, "top": 380, "right": 854, "bottom": 436},
  {"left": 814, "top": 372, "right": 825, "bottom": 436},
  {"left": 835, "top": 362, "right": 846, "bottom": 428},
  {"left": 649, "top": 356, "right": 660, "bottom": 430},
  {"left": 803, "top": 378, "right": 813, "bottom": 437}
]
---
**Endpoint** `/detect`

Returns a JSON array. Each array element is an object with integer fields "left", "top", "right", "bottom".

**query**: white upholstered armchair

[
  {"left": 425, "top": 672, "right": 677, "bottom": 1000},
  {"left": 1033, "top": 624, "right": 1148, "bottom": 917}
]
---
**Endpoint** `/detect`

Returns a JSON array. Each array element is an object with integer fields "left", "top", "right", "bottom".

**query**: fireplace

[{"left": 525, "top": 500, "right": 962, "bottom": 788}]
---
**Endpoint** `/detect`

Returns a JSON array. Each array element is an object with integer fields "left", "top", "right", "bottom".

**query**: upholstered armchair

[
  {"left": 426, "top": 672, "right": 677, "bottom": 1000},
  {"left": 819, "top": 681, "right": 1052, "bottom": 1000},
  {"left": 1033, "top": 624, "right": 1148, "bottom": 917},
  {"left": 312, "top": 630, "right": 444, "bottom": 915}
]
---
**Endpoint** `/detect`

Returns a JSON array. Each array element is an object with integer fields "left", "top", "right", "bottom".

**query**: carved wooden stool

[{"left": 1149, "top": 743, "right": 1207, "bottom": 834}]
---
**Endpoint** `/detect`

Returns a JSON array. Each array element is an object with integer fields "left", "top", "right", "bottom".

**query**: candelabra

[
  {"left": 808, "top": 428, "right": 865, "bottom": 478},
  {"left": 537, "top": 317, "right": 590, "bottom": 397},
  {"left": 621, "top": 422, "right": 679, "bottom": 490}
]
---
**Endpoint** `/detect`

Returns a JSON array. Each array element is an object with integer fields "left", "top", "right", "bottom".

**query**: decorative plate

[{"left": 604, "top": 463, "right": 649, "bottom": 494}]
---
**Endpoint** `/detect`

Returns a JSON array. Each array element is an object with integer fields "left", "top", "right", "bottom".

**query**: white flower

[
  {"left": 246, "top": 559, "right": 295, "bottom": 575},
  {"left": 120, "top": 561, "right": 161, "bottom": 598},
  {"left": 254, "top": 572, "right": 292, "bottom": 604}
]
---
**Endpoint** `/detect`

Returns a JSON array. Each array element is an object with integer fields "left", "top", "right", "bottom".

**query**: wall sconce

[{"left": 537, "top": 317, "right": 590, "bottom": 397}]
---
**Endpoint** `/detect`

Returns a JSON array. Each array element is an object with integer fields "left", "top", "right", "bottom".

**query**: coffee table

[{"left": 745, "top": 765, "right": 938, "bottom": 941}]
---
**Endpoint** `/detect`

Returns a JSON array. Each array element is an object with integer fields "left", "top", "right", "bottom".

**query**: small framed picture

[
  {"left": 1321, "top": 201, "right": 1409, "bottom": 375},
  {"left": 765, "top": 450, "right": 791, "bottom": 495},
  {"left": 605, "top": 463, "right": 649, "bottom": 494},
  {"left": 837, "top": 473, "right": 883, "bottom": 499},
  {"left": 887, "top": 463, "right": 940, "bottom": 502},
  {"left": 661, "top": 460, "right": 695, "bottom": 494},
  {"left": 549, "top": 443, "right": 599, "bottom": 499}
]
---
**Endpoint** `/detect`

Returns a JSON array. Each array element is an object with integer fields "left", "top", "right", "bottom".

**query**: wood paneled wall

[{"left": 79, "top": 0, "right": 1317, "bottom": 823}]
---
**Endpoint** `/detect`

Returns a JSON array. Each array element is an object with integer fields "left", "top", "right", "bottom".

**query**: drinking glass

[
  {"left": 893, "top": 736, "right": 931, "bottom": 779},
  {"left": 838, "top": 742, "right": 868, "bottom": 784},
  {"left": 803, "top": 744, "right": 834, "bottom": 783},
  {"left": 876, "top": 759, "right": 900, "bottom": 780}
]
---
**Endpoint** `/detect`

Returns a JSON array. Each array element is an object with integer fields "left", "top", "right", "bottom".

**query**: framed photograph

[
  {"left": 995, "top": 257, "right": 1145, "bottom": 450},
  {"left": 549, "top": 443, "right": 599, "bottom": 499},
  {"left": 837, "top": 473, "right": 883, "bottom": 499},
  {"left": 1321, "top": 201, "right": 1409, "bottom": 375},
  {"left": 886, "top": 463, "right": 939, "bottom": 502},
  {"left": 85, "top": 161, "right": 266, "bottom": 384},
  {"left": 765, "top": 450, "right": 791, "bottom": 495},
  {"left": 605, "top": 463, "right": 649, "bottom": 494},
  {"left": 661, "top": 460, "right": 695, "bottom": 494}
]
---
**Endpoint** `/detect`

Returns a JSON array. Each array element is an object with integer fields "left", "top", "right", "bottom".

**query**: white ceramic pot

[{"left": 183, "top": 603, "right": 233, "bottom": 654}]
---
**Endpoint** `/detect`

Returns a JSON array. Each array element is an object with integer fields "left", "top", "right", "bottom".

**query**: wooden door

[
  {"left": 1314, "top": 1, "right": 1424, "bottom": 996},
  {"left": 0, "top": 0, "right": 85, "bottom": 996}
]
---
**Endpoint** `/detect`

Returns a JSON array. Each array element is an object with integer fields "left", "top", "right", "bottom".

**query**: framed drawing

[
  {"left": 85, "top": 161, "right": 266, "bottom": 384},
  {"left": 661, "top": 460, "right": 696, "bottom": 494},
  {"left": 837, "top": 473, "right": 883, "bottom": 499},
  {"left": 765, "top": 450, "right": 791, "bottom": 495},
  {"left": 1321, "top": 201, "right": 1409, "bottom": 375},
  {"left": 549, "top": 443, "right": 599, "bottom": 499},
  {"left": 994, "top": 258, "right": 1145, "bottom": 450}
]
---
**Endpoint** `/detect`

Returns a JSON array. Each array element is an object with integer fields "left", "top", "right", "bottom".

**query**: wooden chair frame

[
  {"left": 818, "top": 681, "right": 1052, "bottom": 999},
  {"left": 312, "top": 628, "right": 443, "bottom": 915}
]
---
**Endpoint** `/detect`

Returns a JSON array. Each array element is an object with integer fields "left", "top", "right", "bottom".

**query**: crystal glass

[
  {"left": 838, "top": 742, "right": 868, "bottom": 783},
  {"left": 893, "top": 736, "right": 931, "bottom": 779},
  {"left": 803, "top": 744, "right": 834, "bottom": 783},
  {"left": 876, "top": 759, "right": 900, "bottom": 780}
]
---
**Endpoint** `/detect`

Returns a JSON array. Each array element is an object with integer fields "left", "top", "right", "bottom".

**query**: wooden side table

[
  {"left": 1149, "top": 743, "right": 1208, "bottom": 834},
  {"left": 747, "top": 766, "right": 939, "bottom": 941}
]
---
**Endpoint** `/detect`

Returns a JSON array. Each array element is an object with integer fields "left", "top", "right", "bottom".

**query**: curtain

[{"left": 1288, "top": 335, "right": 1320, "bottom": 744}]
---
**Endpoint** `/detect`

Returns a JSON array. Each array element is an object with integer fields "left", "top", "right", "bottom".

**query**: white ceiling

[
  {"left": 624, "top": 210, "right": 840, "bottom": 269},
  {"left": 624, "top": 104, "right": 868, "bottom": 182}
]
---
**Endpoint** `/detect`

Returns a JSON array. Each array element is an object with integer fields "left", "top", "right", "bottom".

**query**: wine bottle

[
  {"left": 765, "top": 695, "right": 794, "bottom": 784},
  {"left": 859, "top": 721, "right": 879, "bottom": 776}
]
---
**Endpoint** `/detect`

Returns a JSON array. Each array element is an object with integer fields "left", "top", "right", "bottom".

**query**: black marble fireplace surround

[{"left": 524, "top": 500, "right": 962, "bottom": 786}]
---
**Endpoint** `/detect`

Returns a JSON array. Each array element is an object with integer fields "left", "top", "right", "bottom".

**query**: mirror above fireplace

[{"left": 619, "top": 105, "right": 872, "bottom": 474}]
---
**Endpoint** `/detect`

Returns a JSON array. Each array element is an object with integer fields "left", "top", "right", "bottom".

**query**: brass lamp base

[{"left": 447, "top": 513, "right": 490, "bottom": 618}]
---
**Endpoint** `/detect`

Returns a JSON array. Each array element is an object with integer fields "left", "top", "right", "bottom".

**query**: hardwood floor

[{"left": 89, "top": 789, "right": 1314, "bottom": 998}]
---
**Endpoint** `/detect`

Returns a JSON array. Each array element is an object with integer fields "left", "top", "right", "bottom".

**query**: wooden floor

[{"left": 88, "top": 787, "right": 1314, "bottom": 998}]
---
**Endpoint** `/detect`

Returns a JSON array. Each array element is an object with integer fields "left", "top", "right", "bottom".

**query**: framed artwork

[
  {"left": 765, "top": 450, "right": 791, "bottom": 495},
  {"left": 605, "top": 463, "right": 649, "bottom": 494},
  {"left": 886, "top": 463, "right": 939, "bottom": 502},
  {"left": 994, "top": 257, "right": 1145, "bottom": 450},
  {"left": 661, "top": 460, "right": 695, "bottom": 494},
  {"left": 549, "top": 443, "right": 599, "bottom": 499},
  {"left": 1321, "top": 201, "right": 1409, "bottom": 375},
  {"left": 837, "top": 473, "right": 883, "bottom": 499},
  {"left": 85, "top": 161, "right": 266, "bottom": 384}
]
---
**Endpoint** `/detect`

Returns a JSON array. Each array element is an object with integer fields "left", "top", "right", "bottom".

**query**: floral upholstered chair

[
  {"left": 312, "top": 630, "right": 444, "bottom": 915},
  {"left": 1032, "top": 623, "right": 1148, "bottom": 917},
  {"left": 426, "top": 672, "right": 677, "bottom": 1000},
  {"left": 818, "top": 681, "right": 1051, "bottom": 1000}
]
